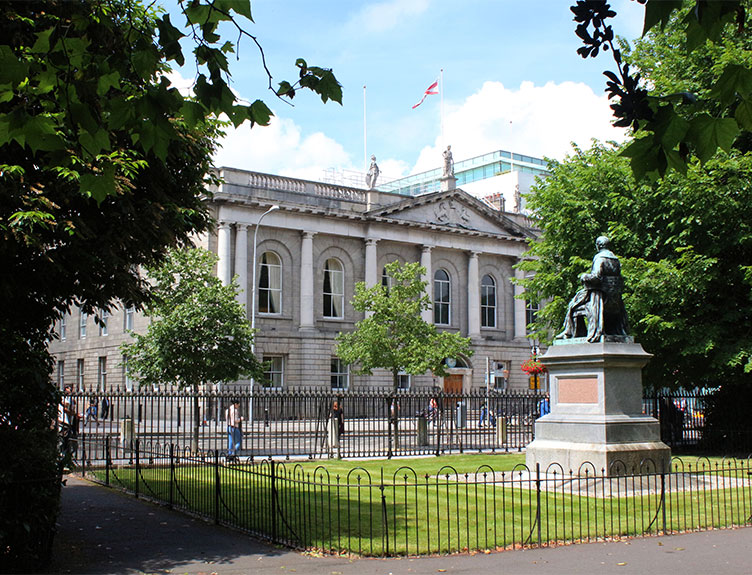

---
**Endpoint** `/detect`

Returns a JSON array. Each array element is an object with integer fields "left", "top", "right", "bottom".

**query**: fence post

[
  {"left": 169, "top": 444, "right": 174, "bottom": 510},
  {"left": 105, "top": 439, "right": 110, "bottom": 487},
  {"left": 380, "top": 467, "right": 389, "bottom": 557},
  {"left": 536, "top": 462, "right": 542, "bottom": 547},
  {"left": 270, "top": 459, "right": 278, "bottom": 543},
  {"left": 660, "top": 468, "right": 667, "bottom": 535},
  {"left": 135, "top": 438, "right": 140, "bottom": 499},
  {"left": 214, "top": 449, "right": 220, "bottom": 525}
]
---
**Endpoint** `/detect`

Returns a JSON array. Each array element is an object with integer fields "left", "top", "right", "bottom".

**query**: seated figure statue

[{"left": 556, "top": 236, "right": 629, "bottom": 343}]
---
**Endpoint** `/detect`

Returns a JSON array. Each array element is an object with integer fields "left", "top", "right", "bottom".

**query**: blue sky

[{"left": 171, "top": 1, "right": 645, "bottom": 182}]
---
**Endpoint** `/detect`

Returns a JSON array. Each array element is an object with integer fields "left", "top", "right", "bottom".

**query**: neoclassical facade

[{"left": 48, "top": 167, "right": 542, "bottom": 393}]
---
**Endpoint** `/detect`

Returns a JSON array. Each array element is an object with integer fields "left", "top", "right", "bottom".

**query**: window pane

[
  {"left": 324, "top": 258, "right": 344, "bottom": 318},
  {"left": 481, "top": 274, "right": 496, "bottom": 328},
  {"left": 259, "top": 252, "right": 282, "bottom": 314},
  {"left": 433, "top": 269, "right": 450, "bottom": 325}
]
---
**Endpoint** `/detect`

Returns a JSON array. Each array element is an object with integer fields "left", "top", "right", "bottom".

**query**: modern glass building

[{"left": 377, "top": 149, "right": 550, "bottom": 197}]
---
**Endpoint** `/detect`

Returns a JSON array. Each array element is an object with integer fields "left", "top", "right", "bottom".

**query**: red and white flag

[{"left": 412, "top": 79, "right": 439, "bottom": 109}]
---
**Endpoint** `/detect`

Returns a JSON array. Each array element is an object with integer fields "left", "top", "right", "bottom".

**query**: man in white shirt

[{"left": 226, "top": 399, "right": 243, "bottom": 462}]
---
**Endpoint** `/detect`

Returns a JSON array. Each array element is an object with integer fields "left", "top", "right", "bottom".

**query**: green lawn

[{"left": 91, "top": 453, "right": 752, "bottom": 556}]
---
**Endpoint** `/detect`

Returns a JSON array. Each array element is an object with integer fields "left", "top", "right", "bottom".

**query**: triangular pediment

[{"left": 367, "top": 188, "right": 532, "bottom": 238}]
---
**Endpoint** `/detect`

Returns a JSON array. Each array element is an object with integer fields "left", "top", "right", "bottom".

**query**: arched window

[
  {"left": 481, "top": 274, "right": 496, "bottom": 328},
  {"left": 433, "top": 269, "right": 450, "bottom": 325},
  {"left": 323, "top": 258, "right": 344, "bottom": 318},
  {"left": 259, "top": 251, "right": 282, "bottom": 314},
  {"left": 381, "top": 266, "right": 392, "bottom": 290}
]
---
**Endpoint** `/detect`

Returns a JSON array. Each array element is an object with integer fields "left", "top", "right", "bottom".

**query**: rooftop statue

[
  {"left": 556, "top": 236, "right": 629, "bottom": 343},
  {"left": 366, "top": 155, "right": 379, "bottom": 189}
]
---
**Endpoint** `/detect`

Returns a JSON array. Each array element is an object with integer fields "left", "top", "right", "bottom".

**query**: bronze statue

[{"left": 556, "top": 236, "right": 629, "bottom": 342}]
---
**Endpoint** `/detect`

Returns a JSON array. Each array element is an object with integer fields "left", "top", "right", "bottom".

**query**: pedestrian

[
  {"left": 58, "top": 385, "right": 79, "bottom": 463},
  {"left": 226, "top": 399, "right": 243, "bottom": 462},
  {"left": 100, "top": 396, "right": 110, "bottom": 420},
  {"left": 330, "top": 400, "right": 344, "bottom": 438},
  {"left": 84, "top": 397, "right": 98, "bottom": 427},
  {"left": 538, "top": 397, "right": 550, "bottom": 417}
]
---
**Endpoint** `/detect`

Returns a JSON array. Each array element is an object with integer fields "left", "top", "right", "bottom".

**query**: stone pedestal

[{"left": 526, "top": 340, "right": 670, "bottom": 476}]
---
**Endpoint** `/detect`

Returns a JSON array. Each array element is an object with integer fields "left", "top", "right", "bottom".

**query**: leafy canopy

[
  {"left": 336, "top": 261, "right": 473, "bottom": 390},
  {"left": 121, "top": 248, "right": 265, "bottom": 389},
  {"left": 520, "top": 142, "right": 752, "bottom": 389},
  {"left": 572, "top": 0, "right": 752, "bottom": 179}
]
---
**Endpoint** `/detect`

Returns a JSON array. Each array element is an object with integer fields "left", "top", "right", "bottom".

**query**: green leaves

[
  {"left": 121, "top": 248, "right": 264, "bottom": 389},
  {"left": 525, "top": 141, "right": 752, "bottom": 389},
  {"left": 336, "top": 261, "right": 472, "bottom": 390}
]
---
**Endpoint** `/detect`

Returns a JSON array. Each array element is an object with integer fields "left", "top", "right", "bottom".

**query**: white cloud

[
  {"left": 346, "top": 0, "right": 431, "bottom": 34},
  {"left": 213, "top": 115, "right": 353, "bottom": 181},
  {"left": 411, "top": 80, "right": 628, "bottom": 173}
]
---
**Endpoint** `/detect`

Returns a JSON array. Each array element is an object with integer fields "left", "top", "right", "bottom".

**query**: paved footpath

[{"left": 46, "top": 475, "right": 751, "bottom": 575}]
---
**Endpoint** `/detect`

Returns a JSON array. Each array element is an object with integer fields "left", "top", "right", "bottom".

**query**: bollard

[
  {"left": 417, "top": 414, "right": 428, "bottom": 446},
  {"left": 496, "top": 417, "right": 507, "bottom": 447}
]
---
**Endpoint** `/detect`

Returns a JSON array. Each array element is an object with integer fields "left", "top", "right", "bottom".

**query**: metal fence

[
  {"left": 79, "top": 440, "right": 752, "bottom": 556},
  {"left": 67, "top": 388, "right": 549, "bottom": 461},
  {"left": 63, "top": 388, "right": 728, "bottom": 464}
]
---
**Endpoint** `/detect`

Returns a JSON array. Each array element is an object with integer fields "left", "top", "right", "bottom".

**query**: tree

[
  {"left": 571, "top": 0, "right": 752, "bottom": 179},
  {"left": 121, "top": 248, "right": 265, "bottom": 451},
  {"left": 0, "top": 1, "right": 340, "bottom": 569},
  {"left": 519, "top": 142, "right": 752, "bottom": 391},
  {"left": 336, "top": 261, "right": 473, "bottom": 452}
]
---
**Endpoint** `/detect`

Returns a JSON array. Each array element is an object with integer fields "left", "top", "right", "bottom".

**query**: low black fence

[
  {"left": 79, "top": 439, "right": 752, "bottom": 556},
  {"left": 64, "top": 387, "right": 727, "bottom": 463}
]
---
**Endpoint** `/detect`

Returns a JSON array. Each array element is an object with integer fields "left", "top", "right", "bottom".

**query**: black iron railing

[{"left": 79, "top": 439, "right": 752, "bottom": 556}]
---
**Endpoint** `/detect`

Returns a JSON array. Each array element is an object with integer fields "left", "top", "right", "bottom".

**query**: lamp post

[
  {"left": 529, "top": 338, "right": 540, "bottom": 391},
  {"left": 250, "top": 205, "right": 279, "bottom": 422}
]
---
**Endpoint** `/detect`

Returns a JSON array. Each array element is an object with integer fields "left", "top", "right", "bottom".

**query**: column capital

[
  {"left": 467, "top": 250, "right": 481, "bottom": 259},
  {"left": 365, "top": 237, "right": 379, "bottom": 247},
  {"left": 236, "top": 222, "right": 249, "bottom": 232},
  {"left": 218, "top": 220, "right": 232, "bottom": 230},
  {"left": 421, "top": 244, "right": 434, "bottom": 253},
  {"left": 301, "top": 230, "right": 316, "bottom": 240}
]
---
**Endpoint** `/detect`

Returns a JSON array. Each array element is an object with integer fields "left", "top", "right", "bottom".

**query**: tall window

[
  {"left": 123, "top": 355, "right": 133, "bottom": 391},
  {"left": 124, "top": 307, "right": 135, "bottom": 331},
  {"left": 331, "top": 358, "right": 349, "bottom": 390},
  {"left": 79, "top": 311, "right": 88, "bottom": 338},
  {"left": 526, "top": 300, "right": 540, "bottom": 333},
  {"left": 262, "top": 356, "right": 284, "bottom": 389},
  {"left": 76, "top": 359, "right": 84, "bottom": 390},
  {"left": 99, "top": 310, "right": 109, "bottom": 336},
  {"left": 433, "top": 269, "right": 450, "bottom": 325},
  {"left": 481, "top": 275, "right": 497, "bottom": 328},
  {"left": 258, "top": 251, "right": 282, "bottom": 314},
  {"left": 57, "top": 361, "right": 65, "bottom": 389},
  {"left": 397, "top": 371, "right": 411, "bottom": 390},
  {"left": 98, "top": 356, "right": 107, "bottom": 391},
  {"left": 60, "top": 315, "right": 66, "bottom": 341},
  {"left": 381, "top": 266, "right": 392, "bottom": 290},
  {"left": 323, "top": 258, "right": 344, "bottom": 318}
]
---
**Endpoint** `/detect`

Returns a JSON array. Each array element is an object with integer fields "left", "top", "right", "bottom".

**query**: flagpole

[
  {"left": 440, "top": 69, "right": 444, "bottom": 149},
  {"left": 363, "top": 85, "right": 367, "bottom": 171}
]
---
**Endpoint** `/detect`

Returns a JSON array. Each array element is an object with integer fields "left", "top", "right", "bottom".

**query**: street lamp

[
  {"left": 250, "top": 205, "right": 279, "bottom": 421},
  {"left": 250, "top": 205, "right": 280, "bottom": 353}
]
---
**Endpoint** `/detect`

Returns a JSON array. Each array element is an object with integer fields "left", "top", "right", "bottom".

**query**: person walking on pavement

[{"left": 226, "top": 399, "right": 243, "bottom": 462}]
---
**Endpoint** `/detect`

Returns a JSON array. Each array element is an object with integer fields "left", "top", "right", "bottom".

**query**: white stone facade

[{"left": 48, "top": 167, "right": 542, "bottom": 393}]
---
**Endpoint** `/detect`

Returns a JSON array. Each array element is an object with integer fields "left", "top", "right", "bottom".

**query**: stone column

[
  {"left": 364, "top": 238, "right": 379, "bottom": 288},
  {"left": 234, "top": 223, "right": 249, "bottom": 309},
  {"left": 300, "top": 231, "right": 316, "bottom": 330},
  {"left": 420, "top": 245, "right": 433, "bottom": 324},
  {"left": 364, "top": 238, "right": 379, "bottom": 319},
  {"left": 467, "top": 251, "right": 481, "bottom": 339},
  {"left": 514, "top": 264, "right": 527, "bottom": 338},
  {"left": 217, "top": 221, "right": 232, "bottom": 286}
]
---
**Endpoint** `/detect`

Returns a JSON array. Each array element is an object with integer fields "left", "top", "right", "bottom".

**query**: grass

[{"left": 90, "top": 453, "right": 752, "bottom": 556}]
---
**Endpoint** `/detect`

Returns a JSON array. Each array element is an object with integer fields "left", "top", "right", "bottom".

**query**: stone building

[{"left": 48, "top": 167, "right": 542, "bottom": 393}]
